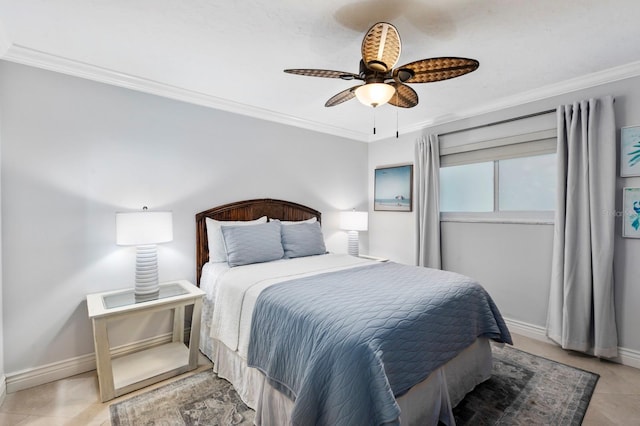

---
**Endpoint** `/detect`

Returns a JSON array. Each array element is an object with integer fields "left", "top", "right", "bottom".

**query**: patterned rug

[
  {"left": 110, "top": 370, "right": 255, "bottom": 426},
  {"left": 110, "top": 345, "right": 598, "bottom": 425},
  {"left": 453, "top": 345, "right": 599, "bottom": 425}
]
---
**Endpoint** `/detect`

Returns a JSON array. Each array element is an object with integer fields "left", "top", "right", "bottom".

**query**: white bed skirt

[{"left": 205, "top": 337, "right": 492, "bottom": 425}]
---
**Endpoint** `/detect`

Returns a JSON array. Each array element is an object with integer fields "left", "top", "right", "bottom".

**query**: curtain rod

[
  {"left": 439, "top": 97, "right": 616, "bottom": 137},
  {"left": 438, "top": 108, "right": 556, "bottom": 137}
]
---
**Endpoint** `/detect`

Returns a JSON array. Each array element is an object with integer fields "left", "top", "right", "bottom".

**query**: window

[
  {"left": 440, "top": 153, "right": 556, "bottom": 212},
  {"left": 498, "top": 154, "right": 556, "bottom": 211},
  {"left": 439, "top": 126, "right": 557, "bottom": 222},
  {"left": 440, "top": 162, "right": 493, "bottom": 212}
]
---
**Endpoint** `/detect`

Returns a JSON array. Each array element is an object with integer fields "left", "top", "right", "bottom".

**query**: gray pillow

[
  {"left": 222, "top": 221, "right": 284, "bottom": 267},
  {"left": 281, "top": 221, "right": 327, "bottom": 258}
]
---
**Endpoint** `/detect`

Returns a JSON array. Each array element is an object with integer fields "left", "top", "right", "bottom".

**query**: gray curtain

[
  {"left": 415, "top": 134, "right": 441, "bottom": 269},
  {"left": 546, "top": 96, "right": 618, "bottom": 358}
]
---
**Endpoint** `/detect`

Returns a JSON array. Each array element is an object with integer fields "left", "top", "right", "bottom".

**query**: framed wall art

[
  {"left": 620, "top": 125, "right": 640, "bottom": 177},
  {"left": 374, "top": 164, "right": 413, "bottom": 212},
  {"left": 622, "top": 187, "right": 640, "bottom": 238}
]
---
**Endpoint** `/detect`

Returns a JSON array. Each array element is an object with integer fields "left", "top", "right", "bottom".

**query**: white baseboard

[
  {"left": 0, "top": 374, "right": 6, "bottom": 407},
  {"left": 5, "top": 319, "right": 640, "bottom": 393},
  {"left": 6, "top": 332, "right": 175, "bottom": 394},
  {"left": 504, "top": 317, "right": 640, "bottom": 369},
  {"left": 503, "top": 317, "right": 552, "bottom": 342},
  {"left": 615, "top": 347, "right": 640, "bottom": 370}
]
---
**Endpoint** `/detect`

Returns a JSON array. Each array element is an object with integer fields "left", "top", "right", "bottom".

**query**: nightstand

[{"left": 86, "top": 280, "right": 205, "bottom": 402}]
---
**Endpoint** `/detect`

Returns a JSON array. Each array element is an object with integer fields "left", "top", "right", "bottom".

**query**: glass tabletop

[{"left": 102, "top": 283, "right": 189, "bottom": 309}]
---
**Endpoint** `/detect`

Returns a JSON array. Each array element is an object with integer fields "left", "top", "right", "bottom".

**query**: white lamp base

[
  {"left": 347, "top": 230, "right": 360, "bottom": 257},
  {"left": 134, "top": 244, "right": 160, "bottom": 296}
]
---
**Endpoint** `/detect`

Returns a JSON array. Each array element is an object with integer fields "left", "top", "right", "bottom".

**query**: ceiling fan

[{"left": 284, "top": 22, "right": 479, "bottom": 109}]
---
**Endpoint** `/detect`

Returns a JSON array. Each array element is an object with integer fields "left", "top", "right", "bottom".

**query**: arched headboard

[{"left": 195, "top": 198, "right": 322, "bottom": 285}]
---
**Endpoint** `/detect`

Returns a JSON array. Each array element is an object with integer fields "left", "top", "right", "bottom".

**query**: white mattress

[{"left": 198, "top": 255, "right": 494, "bottom": 425}]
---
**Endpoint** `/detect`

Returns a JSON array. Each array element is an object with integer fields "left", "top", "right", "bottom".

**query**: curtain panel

[
  {"left": 415, "top": 134, "right": 442, "bottom": 269},
  {"left": 546, "top": 96, "right": 618, "bottom": 358}
]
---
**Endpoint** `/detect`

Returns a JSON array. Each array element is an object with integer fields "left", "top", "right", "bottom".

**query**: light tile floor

[
  {"left": 0, "top": 334, "right": 639, "bottom": 425},
  {"left": 511, "top": 334, "right": 640, "bottom": 425},
  {"left": 0, "top": 354, "right": 214, "bottom": 426}
]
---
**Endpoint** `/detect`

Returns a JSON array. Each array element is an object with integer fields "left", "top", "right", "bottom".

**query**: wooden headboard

[{"left": 195, "top": 198, "right": 322, "bottom": 285}]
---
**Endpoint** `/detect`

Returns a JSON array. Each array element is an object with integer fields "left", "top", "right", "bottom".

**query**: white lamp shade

[
  {"left": 354, "top": 83, "right": 396, "bottom": 107},
  {"left": 340, "top": 211, "right": 368, "bottom": 231},
  {"left": 116, "top": 211, "right": 173, "bottom": 245}
]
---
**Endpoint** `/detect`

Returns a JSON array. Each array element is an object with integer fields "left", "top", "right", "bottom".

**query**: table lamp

[
  {"left": 340, "top": 210, "right": 368, "bottom": 256},
  {"left": 116, "top": 207, "right": 173, "bottom": 297}
]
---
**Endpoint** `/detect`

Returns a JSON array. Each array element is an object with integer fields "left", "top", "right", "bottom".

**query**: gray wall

[
  {"left": 3, "top": 56, "right": 640, "bottom": 381},
  {"left": 441, "top": 222, "right": 554, "bottom": 326},
  {"left": 369, "top": 74, "right": 640, "bottom": 354},
  {"left": 0, "top": 61, "right": 369, "bottom": 375}
]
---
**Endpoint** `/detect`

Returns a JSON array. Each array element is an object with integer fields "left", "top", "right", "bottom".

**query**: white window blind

[{"left": 440, "top": 129, "right": 557, "bottom": 166}]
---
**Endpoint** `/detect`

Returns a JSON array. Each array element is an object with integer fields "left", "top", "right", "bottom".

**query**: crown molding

[
  {"left": 1, "top": 44, "right": 370, "bottom": 142},
  {"left": 389, "top": 60, "right": 640, "bottom": 140},
  {"left": 4, "top": 43, "right": 640, "bottom": 143}
]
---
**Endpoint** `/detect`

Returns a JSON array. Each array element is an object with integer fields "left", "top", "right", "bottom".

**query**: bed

[{"left": 195, "top": 198, "right": 512, "bottom": 425}]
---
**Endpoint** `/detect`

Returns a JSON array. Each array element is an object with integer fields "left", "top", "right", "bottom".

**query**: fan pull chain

[
  {"left": 396, "top": 92, "right": 399, "bottom": 138},
  {"left": 373, "top": 107, "right": 376, "bottom": 135}
]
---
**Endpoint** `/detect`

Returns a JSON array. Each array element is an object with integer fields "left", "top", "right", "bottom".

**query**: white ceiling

[{"left": 2, "top": 1, "right": 640, "bottom": 142}]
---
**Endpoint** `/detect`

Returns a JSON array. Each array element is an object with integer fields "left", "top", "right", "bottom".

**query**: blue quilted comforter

[{"left": 247, "top": 262, "right": 512, "bottom": 426}]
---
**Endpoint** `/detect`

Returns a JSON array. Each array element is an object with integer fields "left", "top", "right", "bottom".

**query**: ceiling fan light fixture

[
  {"left": 285, "top": 22, "right": 479, "bottom": 111},
  {"left": 355, "top": 83, "right": 395, "bottom": 108}
]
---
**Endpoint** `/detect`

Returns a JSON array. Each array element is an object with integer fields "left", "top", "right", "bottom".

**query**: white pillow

[
  {"left": 206, "top": 216, "right": 267, "bottom": 262},
  {"left": 270, "top": 217, "right": 317, "bottom": 225}
]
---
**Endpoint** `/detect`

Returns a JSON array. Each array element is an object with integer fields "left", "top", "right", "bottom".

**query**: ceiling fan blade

[
  {"left": 284, "top": 69, "right": 361, "bottom": 80},
  {"left": 393, "top": 57, "right": 479, "bottom": 83},
  {"left": 388, "top": 83, "right": 418, "bottom": 108},
  {"left": 361, "top": 22, "right": 401, "bottom": 72},
  {"left": 325, "top": 86, "right": 359, "bottom": 107}
]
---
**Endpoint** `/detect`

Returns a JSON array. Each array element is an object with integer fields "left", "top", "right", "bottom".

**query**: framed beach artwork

[
  {"left": 623, "top": 187, "right": 640, "bottom": 238},
  {"left": 374, "top": 164, "right": 413, "bottom": 212},
  {"left": 621, "top": 125, "right": 640, "bottom": 177}
]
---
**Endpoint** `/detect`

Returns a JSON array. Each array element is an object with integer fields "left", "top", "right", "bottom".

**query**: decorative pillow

[
  {"left": 206, "top": 216, "right": 267, "bottom": 263},
  {"left": 281, "top": 221, "right": 327, "bottom": 258},
  {"left": 221, "top": 220, "right": 284, "bottom": 267}
]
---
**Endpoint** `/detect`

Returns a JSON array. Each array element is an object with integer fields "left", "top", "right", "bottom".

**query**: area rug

[
  {"left": 453, "top": 344, "right": 599, "bottom": 425},
  {"left": 110, "top": 345, "right": 599, "bottom": 425},
  {"left": 109, "top": 370, "right": 255, "bottom": 426}
]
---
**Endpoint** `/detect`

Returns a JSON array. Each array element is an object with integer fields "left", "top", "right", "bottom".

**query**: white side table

[{"left": 86, "top": 280, "right": 205, "bottom": 402}]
